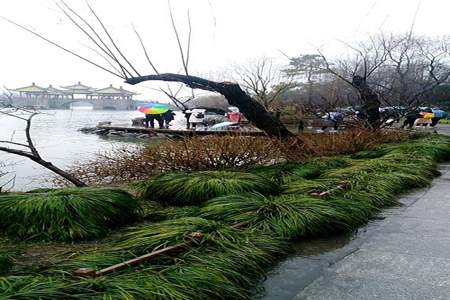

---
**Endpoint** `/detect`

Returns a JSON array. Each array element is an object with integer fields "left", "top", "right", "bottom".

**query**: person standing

[
  {"left": 226, "top": 107, "right": 242, "bottom": 124},
  {"left": 183, "top": 110, "right": 192, "bottom": 129},
  {"left": 227, "top": 111, "right": 242, "bottom": 123},
  {"left": 162, "top": 110, "right": 176, "bottom": 129},
  {"left": 189, "top": 109, "right": 206, "bottom": 129},
  {"left": 145, "top": 114, "right": 155, "bottom": 128},
  {"left": 431, "top": 108, "right": 446, "bottom": 127},
  {"left": 155, "top": 114, "right": 164, "bottom": 129}
]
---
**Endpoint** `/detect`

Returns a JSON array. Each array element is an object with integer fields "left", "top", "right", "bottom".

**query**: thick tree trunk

[
  {"left": 218, "top": 83, "right": 293, "bottom": 138},
  {"left": 126, "top": 74, "right": 294, "bottom": 138},
  {"left": 352, "top": 76, "right": 381, "bottom": 128}
]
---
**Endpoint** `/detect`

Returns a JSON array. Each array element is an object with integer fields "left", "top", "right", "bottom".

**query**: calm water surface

[{"left": 0, "top": 109, "right": 150, "bottom": 191}]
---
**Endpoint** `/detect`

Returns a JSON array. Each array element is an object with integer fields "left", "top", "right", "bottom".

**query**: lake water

[{"left": 0, "top": 109, "right": 154, "bottom": 191}]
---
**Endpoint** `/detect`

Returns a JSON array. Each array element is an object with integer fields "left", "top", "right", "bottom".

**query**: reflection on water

[
  {"left": 0, "top": 109, "right": 148, "bottom": 191},
  {"left": 289, "top": 233, "right": 354, "bottom": 256}
]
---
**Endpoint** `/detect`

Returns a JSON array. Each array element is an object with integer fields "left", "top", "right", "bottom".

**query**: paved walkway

[{"left": 262, "top": 163, "right": 450, "bottom": 300}]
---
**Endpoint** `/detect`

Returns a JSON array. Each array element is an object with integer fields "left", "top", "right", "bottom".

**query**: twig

[
  {"left": 133, "top": 25, "right": 159, "bottom": 74},
  {"left": 73, "top": 221, "right": 251, "bottom": 278},
  {"left": 85, "top": 0, "right": 141, "bottom": 77},
  {"left": 168, "top": 0, "right": 189, "bottom": 76},
  {"left": 57, "top": 1, "right": 128, "bottom": 78},
  {"left": 0, "top": 16, "right": 124, "bottom": 79}
]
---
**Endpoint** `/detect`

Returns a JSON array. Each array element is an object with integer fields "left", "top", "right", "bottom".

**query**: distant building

[
  {"left": 8, "top": 82, "right": 136, "bottom": 100},
  {"left": 89, "top": 84, "right": 135, "bottom": 100},
  {"left": 7, "top": 82, "right": 137, "bottom": 110}
]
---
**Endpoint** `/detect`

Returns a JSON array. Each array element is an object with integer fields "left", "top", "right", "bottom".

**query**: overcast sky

[{"left": 0, "top": 0, "right": 447, "bottom": 100}]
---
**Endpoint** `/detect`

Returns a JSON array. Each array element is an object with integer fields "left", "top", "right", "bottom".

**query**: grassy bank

[{"left": 0, "top": 135, "right": 449, "bottom": 299}]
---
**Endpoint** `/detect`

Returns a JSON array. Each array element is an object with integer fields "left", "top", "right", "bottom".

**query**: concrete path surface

[{"left": 262, "top": 163, "right": 450, "bottom": 300}]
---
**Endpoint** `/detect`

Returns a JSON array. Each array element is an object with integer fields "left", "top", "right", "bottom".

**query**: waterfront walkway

[{"left": 262, "top": 163, "right": 450, "bottom": 300}]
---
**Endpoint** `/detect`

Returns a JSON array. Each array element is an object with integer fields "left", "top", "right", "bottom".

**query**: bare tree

[
  {"left": 3, "top": 1, "right": 293, "bottom": 138},
  {"left": 0, "top": 102, "right": 87, "bottom": 187},
  {"left": 235, "top": 57, "right": 296, "bottom": 111},
  {"left": 378, "top": 33, "right": 450, "bottom": 108},
  {"left": 304, "top": 33, "right": 450, "bottom": 126},
  {"left": 317, "top": 36, "right": 390, "bottom": 127}
]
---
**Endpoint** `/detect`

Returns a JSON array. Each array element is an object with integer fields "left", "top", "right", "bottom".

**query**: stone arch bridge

[
  {"left": 9, "top": 97, "right": 135, "bottom": 110},
  {"left": 7, "top": 82, "right": 137, "bottom": 110}
]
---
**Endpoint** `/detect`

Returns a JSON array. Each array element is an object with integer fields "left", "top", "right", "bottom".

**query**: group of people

[
  {"left": 402, "top": 108, "right": 447, "bottom": 128},
  {"left": 183, "top": 108, "right": 206, "bottom": 129},
  {"left": 302, "top": 106, "right": 447, "bottom": 132},
  {"left": 182, "top": 107, "right": 243, "bottom": 130},
  {"left": 144, "top": 107, "right": 243, "bottom": 130},
  {"left": 144, "top": 110, "right": 176, "bottom": 129}
]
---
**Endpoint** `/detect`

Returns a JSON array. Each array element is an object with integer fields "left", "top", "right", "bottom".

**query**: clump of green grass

[
  {"left": 287, "top": 157, "right": 350, "bottom": 180},
  {"left": 200, "top": 194, "right": 367, "bottom": 239},
  {"left": 250, "top": 157, "right": 350, "bottom": 183},
  {"left": 387, "top": 136, "right": 450, "bottom": 161},
  {"left": 115, "top": 217, "right": 265, "bottom": 255},
  {"left": 0, "top": 276, "right": 73, "bottom": 299},
  {"left": 352, "top": 135, "right": 450, "bottom": 161},
  {"left": 53, "top": 222, "right": 289, "bottom": 299},
  {"left": 0, "top": 188, "right": 140, "bottom": 241},
  {"left": 68, "top": 232, "right": 287, "bottom": 299},
  {"left": 138, "top": 171, "right": 280, "bottom": 206},
  {"left": 114, "top": 230, "right": 286, "bottom": 299},
  {"left": 249, "top": 162, "right": 302, "bottom": 182},
  {"left": 2, "top": 135, "right": 450, "bottom": 299},
  {"left": 284, "top": 151, "right": 437, "bottom": 201},
  {"left": 350, "top": 147, "right": 391, "bottom": 159},
  {"left": 0, "top": 253, "right": 13, "bottom": 275},
  {"left": 164, "top": 241, "right": 285, "bottom": 299}
]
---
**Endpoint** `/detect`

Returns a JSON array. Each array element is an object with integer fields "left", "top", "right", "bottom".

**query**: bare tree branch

[
  {"left": 57, "top": 1, "right": 130, "bottom": 78},
  {"left": 133, "top": 25, "right": 159, "bottom": 74},
  {"left": 0, "top": 103, "right": 87, "bottom": 187},
  {"left": 1, "top": 16, "right": 124, "bottom": 79},
  {"left": 168, "top": 0, "right": 190, "bottom": 76},
  {"left": 85, "top": 0, "right": 141, "bottom": 77}
]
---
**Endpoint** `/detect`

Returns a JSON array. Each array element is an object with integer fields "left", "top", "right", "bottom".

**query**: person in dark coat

[
  {"left": 145, "top": 114, "right": 164, "bottom": 129},
  {"left": 402, "top": 111, "right": 422, "bottom": 129},
  {"left": 183, "top": 110, "right": 192, "bottom": 129},
  {"left": 401, "top": 108, "right": 434, "bottom": 129},
  {"left": 145, "top": 114, "right": 155, "bottom": 128},
  {"left": 156, "top": 114, "right": 164, "bottom": 129},
  {"left": 162, "top": 110, "right": 176, "bottom": 129},
  {"left": 297, "top": 120, "right": 304, "bottom": 133}
]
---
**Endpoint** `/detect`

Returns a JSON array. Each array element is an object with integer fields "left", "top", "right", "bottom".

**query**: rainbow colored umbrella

[{"left": 138, "top": 103, "right": 170, "bottom": 115}]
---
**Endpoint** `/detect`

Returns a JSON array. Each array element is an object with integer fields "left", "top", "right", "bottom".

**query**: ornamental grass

[
  {"left": 1, "top": 135, "right": 450, "bottom": 299},
  {"left": 114, "top": 217, "right": 281, "bottom": 255},
  {"left": 200, "top": 194, "right": 365, "bottom": 239},
  {"left": 138, "top": 171, "right": 280, "bottom": 206},
  {"left": 0, "top": 188, "right": 140, "bottom": 241},
  {"left": 0, "top": 254, "right": 12, "bottom": 275}
]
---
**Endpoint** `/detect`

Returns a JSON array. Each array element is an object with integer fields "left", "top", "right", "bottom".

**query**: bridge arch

[{"left": 57, "top": 100, "right": 94, "bottom": 109}]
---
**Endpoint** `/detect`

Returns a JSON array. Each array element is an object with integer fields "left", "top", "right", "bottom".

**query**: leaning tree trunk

[
  {"left": 126, "top": 73, "right": 294, "bottom": 138},
  {"left": 352, "top": 75, "right": 381, "bottom": 128}
]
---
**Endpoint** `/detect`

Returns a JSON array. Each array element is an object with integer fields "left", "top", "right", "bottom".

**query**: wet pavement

[
  {"left": 438, "top": 124, "right": 450, "bottom": 136},
  {"left": 261, "top": 163, "right": 450, "bottom": 300}
]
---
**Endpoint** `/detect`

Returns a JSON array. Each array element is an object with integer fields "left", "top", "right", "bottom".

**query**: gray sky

[{"left": 0, "top": 0, "right": 447, "bottom": 101}]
